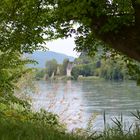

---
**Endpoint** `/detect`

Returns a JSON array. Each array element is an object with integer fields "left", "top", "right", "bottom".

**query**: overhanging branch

[{"left": 89, "top": 1, "right": 140, "bottom": 61}]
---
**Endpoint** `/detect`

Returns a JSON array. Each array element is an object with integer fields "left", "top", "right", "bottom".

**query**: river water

[{"left": 32, "top": 80, "right": 140, "bottom": 131}]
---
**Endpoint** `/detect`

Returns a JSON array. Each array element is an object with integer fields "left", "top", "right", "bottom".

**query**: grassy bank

[
  {"left": 77, "top": 76, "right": 101, "bottom": 81},
  {"left": 1, "top": 102, "right": 140, "bottom": 140},
  {"left": 0, "top": 102, "right": 85, "bottom": 140}
]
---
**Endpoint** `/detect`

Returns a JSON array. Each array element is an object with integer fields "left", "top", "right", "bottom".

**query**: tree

[
  {"left": 35, "top": 69, "right": 46, "bottom": 80},
  {"left": 61, "top": 58, "right": 69, "bottom": 75},
  {"left": 45, "top": 0, "right": 140, "bottom": 62},
  {"left": 45, "top": 59, "right": 58, "bottom": 77},
  {"left": 0, "top": 0, "right": 49, "bottom": 97},
  {"left": 99, "top": 58, "right": 128, "bottom": 80},
  {"left": 72, "top": 52, "right": 131, "bottom": 80},
  {"left": 0, "top": 0, "right": 54, "bottom": 54},
  {"left": 0, "top": 51, "right": 33, "bottom": 106},
  {"left": 0, "top": 0, "right": 139, "bottom": 95},
  {"left": 71, "top": 66, "right": 80, "bottom": 80},
  {"left": 1, "top": 0, "right": 140, "bottom": 63}
]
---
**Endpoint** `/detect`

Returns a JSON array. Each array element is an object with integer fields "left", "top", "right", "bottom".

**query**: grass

[
  {"left": 0, "top": 120, "right": 85, "bottom": 140},
  {"left": 1, "top": 102, "right": 140, "bottom": 140},
  {"left": 0, "top": 102, "right": 86, "bottom": 140},
  {"left": 78, "top": 76, "right": 102, "bottom": 81}
]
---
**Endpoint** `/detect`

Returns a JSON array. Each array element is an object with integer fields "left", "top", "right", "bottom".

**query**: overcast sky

[{"left": 46, "top": 37, "right": 80, "bottom": 58}]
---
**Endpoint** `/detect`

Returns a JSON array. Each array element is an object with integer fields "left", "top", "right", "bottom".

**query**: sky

[{"left": 46, "top": 37, "right": 80, "bottom": 58}]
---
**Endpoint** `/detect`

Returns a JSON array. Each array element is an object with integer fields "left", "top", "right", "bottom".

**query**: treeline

[
  {"left": 35, "top": 58, "right": 70, "bottom": 80},
  {"left": 71, "top": 52, "right": 137, "bottom": 80},
  {"left": 35, "top": 52, "right": 139, "bottom": 81}
]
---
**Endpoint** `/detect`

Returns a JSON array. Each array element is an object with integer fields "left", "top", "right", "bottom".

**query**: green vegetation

[
  {"left": 77, "top": 76, "right": 101, "bottom": 81},
  {"left": 60, "top": 58, "right": 69, "bottom": 76},
  {"left": 72, "top": 52, "right": 139, "bottom": 81},
  {"left": 1, "top": 101, "right": 140, "bottom": 140},
  {"left": 41, "top": 0, "right": 140, "bottom": 61},
  {"left": 34, "top": 69, "right": 46, "bottom": 80},
  {"left": 0, "top": 102, "right": 85, "bottom": 140},
  {"left": 46, "top": 59, "right": 58, "bottom": 77},
  {"left": 0, "top": 0, "right": 140, "bottom": 139},
  {"left": 35, "top": 58, "right": 73, "bottom": 80},
  {"left": 35, "top": 52, "right": 140, "bottom": 81}
]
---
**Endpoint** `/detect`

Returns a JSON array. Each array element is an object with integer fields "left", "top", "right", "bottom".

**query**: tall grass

[
  {"left": 93, "top": 111, "right": 140, "bottom": 140},
  {"left": 1, "top": 103, "right": 140, "bottom": 140},
  {"left": 0, "top": 102, "right": 86, "bottom": 140}
]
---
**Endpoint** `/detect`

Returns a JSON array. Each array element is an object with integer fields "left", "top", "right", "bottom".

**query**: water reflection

[
  {"left": 32, "top": 80, "right": 140, "bottom": 130},
  {"left": 80, "top": 80, "right": 140, "bottom": 115}
]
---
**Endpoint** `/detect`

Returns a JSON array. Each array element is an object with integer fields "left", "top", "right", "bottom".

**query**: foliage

[
  {"left": 45, "top": 59, "right": 58, "bottom": 77},
  {"left": 34, "top": 69, "right": 46, "bottom": 80},
  {"left": 1, "top": 0, "right": 138, "bottom": 61},
  {"left": 99, "top": 58, "right": 128, "bottom": 80},
  {"left": 0, "top": 0, "right": 140, "bottom": 139},
  {"left": 43, "top": 58, "right": 72, "bottom": 78},
  {"left": 60, "top": 58, "right": 69, "bottom": 75},
  {"left": 71, "top": 66, "right": 80, "bottom": 80},
  {"left": 72, "top": 64, "right": 94, "bottom": 80},
  {"left": 44, "top": 0, "right": 140, "bottom": 61},
  {"left": 72, "top": 52, "right": 133, "bottom": 80},
  {"left": 0, "top": 0, "right": 53, "bottom": 54},
  {"left": 0, "top": 51, "right": 36, "bottom": 106},
  {"left": 0, "top": 0, "right": 51, "bottom": 102},
  {"left": 2, "top": 102, "right": 140, "bottom": 140},
  {"left": 0, "top": 102, "right": 87, "bottom": 140},
  {"left": 55, "top": 0, "right": 140, "bottom": 60}
]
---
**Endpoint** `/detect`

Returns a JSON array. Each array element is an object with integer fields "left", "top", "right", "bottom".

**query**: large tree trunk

[
  {"left": 99, "top": 26, "right": 140, "bottom": 61},
  {"left": 91, "top": 1, "right": 140, "bottom": 61}
]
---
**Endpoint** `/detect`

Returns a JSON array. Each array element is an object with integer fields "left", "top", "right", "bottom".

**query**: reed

[{"left": 1, "top": 103, "right": 140, "bottom": 140}]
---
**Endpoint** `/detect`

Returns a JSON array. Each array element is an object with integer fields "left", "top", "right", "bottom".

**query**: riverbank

[
  {"left": 37, "top": 75, "right": 103, "bottom": 81},
  {"left": 38, "top": 75, "right": 126, "bottom": 82},
  {"left": 0, "top": 102, "right": 85, "bottom": 140},
  {"left": 1, "top": 101, "right": 140, "bottom": 140},
  {"left": 1, "top": 79, "right": 140, "bottom": 140},
  {"left": 77, "top": 76, "right": 102, "bottom": 80}
]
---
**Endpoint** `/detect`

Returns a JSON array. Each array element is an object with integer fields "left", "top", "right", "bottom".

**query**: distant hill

[{"left": 26, "top": 51, "right": 75, "bottom": 68}]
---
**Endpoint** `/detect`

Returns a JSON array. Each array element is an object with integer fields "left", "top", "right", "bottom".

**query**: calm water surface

[{"left": 32, "top": 80, "right": 140, "bottom": 130}]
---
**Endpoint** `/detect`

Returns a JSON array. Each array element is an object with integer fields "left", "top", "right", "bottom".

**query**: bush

[
  {"left": 0, "top": 99, "right": 86, "bottom": 140},
  {"left": 34, "top": 69, "right": 46, "bottom": 80}
]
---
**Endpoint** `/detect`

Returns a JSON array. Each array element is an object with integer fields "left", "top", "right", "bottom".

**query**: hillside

[{"left": 26, "top": 51, "right": 75, "bottom": 68}]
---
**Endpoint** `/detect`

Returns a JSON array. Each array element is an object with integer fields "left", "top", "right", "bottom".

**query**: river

[{"left": 31, "top": 80, "right": 140, "bottom": 131}]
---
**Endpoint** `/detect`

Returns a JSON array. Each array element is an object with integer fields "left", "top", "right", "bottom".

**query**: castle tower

[{"left": 66, "top": 62, "right": 73, "bottom": 77}]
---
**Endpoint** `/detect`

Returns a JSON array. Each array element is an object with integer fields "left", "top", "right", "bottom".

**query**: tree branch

[
  {"left": 95, "top": 25, "right": 140, "bottom": 61},
  {"left": 89, "top": 1, "right": 140, "bottom": 61}
]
